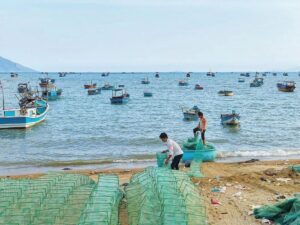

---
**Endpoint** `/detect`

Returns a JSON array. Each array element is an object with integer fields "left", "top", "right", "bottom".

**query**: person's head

[
  {"left": 159, "top": 132, "right": 168, "bottom": 142},
  {"left": 198, "top": 111, "right": 203, "bottom": 118}
]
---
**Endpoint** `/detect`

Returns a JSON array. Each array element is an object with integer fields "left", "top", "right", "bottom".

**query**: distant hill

[{"left": 0, "top": 56, "right": 36, "bottom": 72}]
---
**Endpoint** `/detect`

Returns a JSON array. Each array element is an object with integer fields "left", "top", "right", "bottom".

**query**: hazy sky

[{"left": 0, "top": 0, "right": 300, "bottom": 72}]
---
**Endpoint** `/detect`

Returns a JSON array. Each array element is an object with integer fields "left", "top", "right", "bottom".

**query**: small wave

[{"left": 218, "top": 149, "right": 300, "bottom": 158}]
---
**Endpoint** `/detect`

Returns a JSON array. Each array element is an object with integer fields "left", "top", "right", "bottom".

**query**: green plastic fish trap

[
  {"left": 0, "top": 173, "right": 122, "bottom": 225},
  {"left": 125, "top": 167, "right": 207, "bottom": 225}
]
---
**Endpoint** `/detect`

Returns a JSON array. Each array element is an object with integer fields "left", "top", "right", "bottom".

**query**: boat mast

[{"left": 0, "top": 81, "right": 5, "bottom": 110}]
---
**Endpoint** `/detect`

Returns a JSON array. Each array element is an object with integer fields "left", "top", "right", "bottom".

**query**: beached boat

[
  {"left": 10, "top": 73, "right": 18, "bottom": 78},
  {"left": 194, "top": 84, "right": 203, "bottom": 90},
  {"left": 39, "top": 78, "right": 55, "bottom": 88},
  {"left": 144, "top": 91, "right": 153, "bottom": 97},
  {"left": 88, "top": 87, "right": 101, "bottom": 95},
  {"left": 238, "top": 78, "right": 245, "bottom": 83},
  {"left": 283, "top": 72, "right": 288, "bottom": 76},
  {"left": 155, "top": 72, "right": 159, "bottom": 78},
  {"left": 110, "top": 89, "right": 130, "bottom": 104},
  {"left": 101, "top": 83, "right": 115, "bottom": 90},
  {"left": 250, "top": 77, "right": 264, "bottom": 87},
  {"left": 0, "top": 95, "right": 49, "bottom": 129},
  {"left": 182, "top": 106, "right": 200, "bottom": 121},
  {"left": 84, "top": 81, "right": 97, "bottom": 89},
  {"left": 221, "top": 110, "right": 240, "bottom": 125},
  {"left": 178, "top": 79, "right": 189, "bottom": 86},
  {"left": 141, "top": 77, "right": 150, "bottom": 84},
  {"left": 18, "top": 83, "right": 31, "bottom": 94},
  {"left": 277, "top": 81, "right": 296, "bottom": 92},
  {"left": 218, "top": 90, "right": 234, "bottom": 96},
  {"left": 41, "top": 87, "right": 63, "bottom": 101}
]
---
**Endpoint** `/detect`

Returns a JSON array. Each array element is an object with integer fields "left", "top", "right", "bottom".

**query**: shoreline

[{"left": 1, "top": 159, "right": 299, "bottom": 225}]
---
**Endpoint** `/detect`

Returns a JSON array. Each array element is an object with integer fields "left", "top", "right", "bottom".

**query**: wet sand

[{"left": 1, "top": 159, "right": 299, "bottom": 225}]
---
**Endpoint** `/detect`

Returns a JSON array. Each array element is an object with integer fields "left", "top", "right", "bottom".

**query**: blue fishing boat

[
  {"left": 221, "top": 110, "right": 240, "bottom": 125},
  {"left": 10, "top": 73, "right": 18, "bottom": 78},
  {"left": 39, "top": 78, "right": 55, "bottom": 88},
  {"left": 88, "top": 87, "right": 101, "bottom": 95},
  {"left": 101, "top": 83, "right": 115, "bottom": 90},
  {"left": 250, "top": 77, "right": 264, "bottom": 87},
  {"left": 182, "top": 132, "right": 217, "bottom": 162},
  {"left": 277, "top": 81, "right": 296, "bottom": 92},
  {"left": 0, "top": 87, "right": 49, "bottom": 129},
  {"left": 238, "top": 78, "right": 245, "bottom": 83},
  {"left": 141, "top": 77, "right": 150, "bottom": 84},
  {"left": 182, "top": 106, "right": 200, "bottom": 121},
  {"left": 144, "top": 91, "right": 153, "bottom": 97},
  {"left": 110, "top": 89, "right": 130, "bottom": 104},
  {"left": 41, "top": 85, "right": 62, "bottom": 101},
  {"left": 178, "top": 79, "right": 189, "bottom": 86}
]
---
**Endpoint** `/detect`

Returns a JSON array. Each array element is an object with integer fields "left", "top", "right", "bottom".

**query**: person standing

[
  {"left": 193, "top": 111, "right": 207, "bottom": 145},
  {"left": 159, "top": 133, "right": 183, "bottom": 170}
]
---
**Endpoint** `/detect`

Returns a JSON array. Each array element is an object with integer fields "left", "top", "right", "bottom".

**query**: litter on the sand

[
  {"left": 233, "top": 191, "right": 242, "bottom": 197},
  {"left": 261, "top": 218, "right": 272, "bottom": 224},
  {"left": 211, "top": 198, "right": 221, "bottom": 205},
  {"left": 211, "top": 186, "right": 226, "bottom": 193},
  {"left": 276, "top": 178, "right": 291, "bottom": 183}
]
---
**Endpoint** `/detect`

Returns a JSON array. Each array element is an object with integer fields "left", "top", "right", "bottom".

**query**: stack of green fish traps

[
  {"left": 125, "top": 167, "right": 207, "bottom": 225},
  {"left": 0, "top": 173, "right": 122, "bottom": 225}
]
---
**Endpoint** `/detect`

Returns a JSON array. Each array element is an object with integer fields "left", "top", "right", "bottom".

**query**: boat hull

[
  {"left": 110, "top": 97, "right": 129, "bottom": 104},
  {"left": 221, "top": 114, "right": 240, "bottom": 125}
]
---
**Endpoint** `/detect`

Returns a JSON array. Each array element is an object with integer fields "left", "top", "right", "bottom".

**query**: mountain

[{"left": 0, "top": 56, "right": 36, "bottom": 72}]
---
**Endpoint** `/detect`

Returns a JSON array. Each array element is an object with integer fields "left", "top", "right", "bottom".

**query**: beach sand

[{"left": 1, "top": 159, "right": 299, "bottom": 225}]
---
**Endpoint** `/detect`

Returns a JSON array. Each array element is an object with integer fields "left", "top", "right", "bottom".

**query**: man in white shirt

[{"left": 159, "top": 133, "right": 183, "bottom": 170}]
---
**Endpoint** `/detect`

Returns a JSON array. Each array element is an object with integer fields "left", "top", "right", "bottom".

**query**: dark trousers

[
  {"left": 193, "top": 128, "right": 206, "bottom": 142},
  {"left": 171, "top": 154, "right": 183, "bottom": 170}
]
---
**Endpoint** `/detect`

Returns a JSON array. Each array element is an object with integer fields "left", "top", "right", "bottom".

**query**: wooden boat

[
  {"left": 84, "top": 82, "right": 97, "bottom": 89},
  {"left": 221, "top": 110, "right": 240, "bottom": 125},
  {"left": 250, "top": 77, "right": 264, "bottom": 87},
  {"left": 194, "top": 84, "right": 203, "bottom": 90},
  {"left": 110, "top": 89, "right": 130, "bottom": 104},
  {"left": 283, "top": 72, "right": 288, "bottom": 76},
  {"left": 141, "top": 77, "right": 150, "bottom": 84},
  {"left": 178, "top": 79, "right": 189, "bottom": 86},
  {"left": 88, "top": 87, "right": 101, "bottom": 95},
  {"left": 39, "top": 78, "right": 55, "bottom": 88},
  {"left": 218, "top": 90, "right": 234, "bottom": 96},
  {"left": 0, "top": 85, "right": 49, "bottom": 129},
  {"left": 155, "top": 72, "right": 159, "bottom": 78},
  {"left": 10, "top": 73, "right": 18, "bottom": 78},
  {"left": 277, "top": 81, "right": 296, "bottom": 92},
  {"left": 144, "top": 91, "right": 153, "bottom": 97},
  {"left": 18, "top": 83, "right": 31, "bottom": 94},
  {"left": 101, "top": 83, "right": 115, "bottom": 90},
  {"left": 182, "top": 106, "right": 200, "bottom": 121},
  {"left": 238, "top": 78, "right": 245, "bottom": 83}
]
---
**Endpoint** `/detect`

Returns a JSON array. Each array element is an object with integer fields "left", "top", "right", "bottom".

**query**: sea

[{"left": 0, "top": 72, "right": 299, "bottom": 175}]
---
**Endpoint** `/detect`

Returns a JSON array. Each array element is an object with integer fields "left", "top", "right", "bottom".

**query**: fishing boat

[
  {"left": 101, "top": 72, "right": 109, "bottom": 77},
  {"left": 155, "top": 72, "right": 159, "bottom": 78},
  {"left": 39, "top": 78, "right": 55, "bottom": 88},
  {"left": 186, "top": 72, "right": 191, "bottom": 78},
  {"left": 218, "top": 90, "right": 234, "bottom": 96},
  {"left": 221, "top": 110, "right": 240, "bottom": 126},
  {"left": 250, "top": 77, "right": 264, "bottom": 87},
  {"left": 245, "top": 73, "right": 250, "bottom": 77},
  {"left": 178, "top": 79, "right": 189, "bottom": 86},
  {"left": 277, "top": 81, "right": 296, "bottom": 92},
  {"left": 10, "top": 73, "right": 18, "bottom": 78},
  {"left": 18, "top": 83, "right": 31, "bottom": 94},
  {"left": 118, "top": 84, "right": 125, "bottom": 88},
  {"left": 59, "top": 72, "right": 67, "bottom": 77},
  {"left": 0, "top": 83, "right": 49, "bottom": 129},
  {"left": 182, "top": 106, "right": 200, "bottom": 121},
  {"left": 84, "top": 82, "right": 97, "bottom": 89},
  {"left": 110, "top": 89, "right": 130, "bottom": 104},
  {"left": 273, "top": 73, "right": 277, "bottom": 76},
  {"left": 144, "top": 91, "right": 153, "bottom": 97},
  {"left": 194, "top": 84, "right": 203, "bottom": 90},
  {"left": 262, "top": 73, "right": 267, "bottom": 77},
  {"left": 88, "top": 87, "right": 101, "bottom": 95},
  {"left": 41, "top": 87, "right": 63, "bottom": 101},
  {"left": 283, "top": 72, "right": 288, "bottom": 76},
  {"left": 238, "top": 78, "right": 245, "bottom": 83},
  {"left": 141, "top": 77, "right": 150, "bottom": 84},
  {"left": 207, "top": 71, "right": 215, "bottom": 77},
  {"left": 101, "top": 83, "right": 115, "bottom": 90}
]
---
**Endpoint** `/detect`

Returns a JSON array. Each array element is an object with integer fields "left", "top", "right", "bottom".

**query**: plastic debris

[
  {"left": 261, "top": 218, "right": 272, "bottom": 224},
  {"left": 211, "top": 199, "right": 221, "bottom": 205},
  {"left": 276, "top": 178, "right": 291, "bottom": 183},
  {"left": 233, "top": 191, "right": 242, "bottom": 197}
]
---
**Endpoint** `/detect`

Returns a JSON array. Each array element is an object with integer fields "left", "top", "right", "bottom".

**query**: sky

[{"left": 0, "top": 0, "right": 300, "bottom": 72}]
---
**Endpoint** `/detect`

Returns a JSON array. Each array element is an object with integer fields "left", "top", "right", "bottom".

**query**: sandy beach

[{"left": 2, "top": 159, "right": 299, "bottom": 225}]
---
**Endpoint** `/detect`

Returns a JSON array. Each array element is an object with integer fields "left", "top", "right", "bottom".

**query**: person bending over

[
  {"left": 193, "top": 111, "right": 207, "bottom": 145},
  {"left": 159, "top": 133, "right": 183, "bottom": 170}
]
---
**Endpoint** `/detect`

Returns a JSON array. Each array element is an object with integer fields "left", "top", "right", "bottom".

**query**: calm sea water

[{"left": 0, "top": 72, "right": 299, "bottom": 174}]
